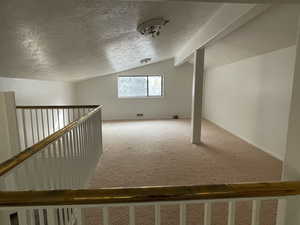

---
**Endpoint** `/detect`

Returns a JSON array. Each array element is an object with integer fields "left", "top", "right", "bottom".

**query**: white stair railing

[
  {"left": 16, "top": 105, "right": 99, "bottom": 150},
  {"left": 0, "top": 104, "right": 299, "bottom": 225},
  {"left": 0, "top": 105, "right": 103, "bottom": 225},
  {"left": 0, "top": 181, "right": 299, "bottom": 225}
]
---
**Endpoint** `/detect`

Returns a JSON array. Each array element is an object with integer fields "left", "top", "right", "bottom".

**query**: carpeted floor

[{"left": 85, "top": 119, "right": 282, "bottom": 225}]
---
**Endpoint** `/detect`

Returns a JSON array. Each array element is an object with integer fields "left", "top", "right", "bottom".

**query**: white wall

[
  {"left": 0, "top": 77, "right": 75, "bottom": 105},
  {"left": 75, "top": 59, "right": 193, "bottom": 120},
  {"left": 281, "top": 19, "right": 300, "bottom": 225},
  {"left": 203, "top": 46, "right": 296, "bottom": 160}
]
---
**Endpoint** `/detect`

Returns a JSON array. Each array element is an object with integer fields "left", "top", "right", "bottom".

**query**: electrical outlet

[{"left": 137, "top": 113, "right": 144, "bottom": 117}]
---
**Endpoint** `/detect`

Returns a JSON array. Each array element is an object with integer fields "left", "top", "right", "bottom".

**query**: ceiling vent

[{"left": 137, "top": 18, "right": 169, "bottom": 37}]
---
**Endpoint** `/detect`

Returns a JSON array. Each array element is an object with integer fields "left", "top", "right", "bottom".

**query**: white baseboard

[
  {"left": 203, "top": 118, "right": 284, "bottom": 161},
  {"left": 102, "top": 114, "right": 190, "bottom": 121}
]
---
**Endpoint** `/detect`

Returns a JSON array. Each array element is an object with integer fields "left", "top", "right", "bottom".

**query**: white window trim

[{"left": 117, "top": 75, "right": 164, "bottom": 99}]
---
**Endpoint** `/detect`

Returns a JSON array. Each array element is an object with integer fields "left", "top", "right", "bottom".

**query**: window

[{"left": 118, "top": 75, "right": 163, "bottom": 98}]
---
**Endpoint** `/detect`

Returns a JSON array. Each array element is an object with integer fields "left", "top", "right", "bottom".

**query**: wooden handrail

[
  {"left": 0, "top": 105, "right": 103, "bottom": 177},
  {"left": 0, "top": 181, "right": 299, "bottom": 207},
  {"left": 16, "top": 105, "right": 99, "bottom": 109}
]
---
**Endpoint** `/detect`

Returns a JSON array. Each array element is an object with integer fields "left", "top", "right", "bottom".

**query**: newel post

[
  {"left": 0, "top": 92, "right": 20, "bottom": 162},
  {"left": 0, "top": 92, "right": 21, "bottom": 224}
]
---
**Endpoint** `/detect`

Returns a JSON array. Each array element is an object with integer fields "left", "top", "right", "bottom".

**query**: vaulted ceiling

[
  {"left": 202, "top": 4, "right": 300, "bottom": 69},
  {"left": 0, "top": 0, "right": 221, "bottom": 81}
]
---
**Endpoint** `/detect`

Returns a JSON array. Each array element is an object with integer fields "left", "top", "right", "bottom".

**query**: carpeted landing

[{"left": 85, "top": 119, "right": 282, "bottom": 225}]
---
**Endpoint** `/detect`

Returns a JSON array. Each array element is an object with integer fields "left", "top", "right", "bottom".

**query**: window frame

[{"left": 117, "top": 75, "right": 164, "bottom": 99}]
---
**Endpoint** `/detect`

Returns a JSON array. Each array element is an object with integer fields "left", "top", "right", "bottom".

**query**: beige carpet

[{"left": 86, "top": 119, "right": 282, "bottom": 225}]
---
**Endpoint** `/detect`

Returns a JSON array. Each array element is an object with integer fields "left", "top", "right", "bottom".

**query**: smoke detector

[
  {"left": 137, "top": 18, "right": 169, "bottom": 37},
  {"left": 140, "top": 58, "right": 151, "bottom": 64}
]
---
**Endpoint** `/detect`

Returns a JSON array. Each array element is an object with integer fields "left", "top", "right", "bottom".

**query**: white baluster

[
  {"left": 77, "top": 108, "right": 80, "bottom": 118},
  {"left": 21, "top": 109, "right": 28, "bottom": 149},
  {"left": 52, "top": 109, "right": 55, "bottom": 133},
  {"left": 63, "top": 108, "right": 66, "bottom": 126},
  {"left": 66, "top": 208, "right": 70, "bottom": 223},
  {"left": 93, "top": 114, "right": 98, "bottom": 159},
  {"left": 30, "top": 109, "right": 35, "bottom": 145},
  {"left": 46, "top": 109, "right": 51, "bottom": 137},
  {"left": 251, "top": 200, "right": 261, "bottom": 225},
  {"left": 46, "top": 209, "right": 58, "bottom": 225},
  {"left": 91, "top": 117, "right": 94, "bottom": 159},
  {"left": 71, "top": 130, "right": 78, "bottom": 188},
  {"left": 57, "top": 138, "right": 64, "bottom": 188},
  {"left": 90, "top": 116, "right": 95, "bottom": 161},
  {"left": 65, "top": 131, "right": 71, "bottom": 160},
  {"left": 57, "top": 108, "right": 60, "bottom": 130},
  {"left": 83, "top": 121, "right": 88, "bottom": 162},
  {"left": 95, "top": 113, "right": 99, "bottom": 157},
  {"left": 63, "top": 133, "right": 72, "bottom": 188},
  {"left": 180, "top": 203, "right": 186, "bottom": 225},
  {"left": 81, "top": 122, "right": 86, "bottom": 165},
  {"left": 29, "top": 209, "right": 35, "bottom": 225},
  {"left": 228, "top": 201, "right": 236, "bottom": 225},
  {"left": 71, "top": 129, "right": 77, "bottom": 162},
  {"left": 79, "top": 126, "right": 86, "bottom": 185},
  {"left": 35, "top": 109, "right": 40, "bottom": 141},
  {"left": 39, "top": 209, "right": 46, "bottom": 225},
  {"left": 75, "top": 127, "right": 82, "bottom": 185},
  {"left": 17, "top": 209, "right": 28, "bottom": 225},
  {"left": 85, "top": 121, "right": 89, "bottom": 160},
  {"left": 58, "top": 208, "right": 64, "bottom": 225},
  {"left": 93, "top": 114, "right": 99, "bottom": 160},
  {"left": 62, "top": 135, "right": 69, "bottom": 189},
  {"left": 99, "top": 109, "right": 103, "bottom": 155},
  {"left": 67, "top": 131, "right": 74, "bottom": 189},
  {"left": 129, "top": 206, "right": 135, "bottom": 225},
  {"left": 72, "top": 108, "right": 76, "bottom": 121},
  {"left": 75, "top": 208, "right": 85, "bottom": 225},
  {"left": 63, "top": 209, "right": 68, "bottom": 225},
  {"left": 155, "top": 204, "right": 161, "bottom": 225},
  {"left": 39, "top": 149, "right": 47, "bottom": 191},
  {"left": 79, "top": 124, "right": 84, "bottom": 160},
  {"left": 44, "top": 146, "right": 52, "bottom": 189},
  {"left": 204, "top": 202, "right": 212, "bottom": 225},
  {"left": 52, "top": 142, "right": 59, "bottom": 190},
  {"left": 102, "top": 207, "right": 109, "bottom": 225},
  {"left": 41, "top": 109, "right": 46, "bottom": 139},
  {"left": 75, "top": 127, "right": 80, "bottom": 159},
  {"left": 68, "top": 108, "right": 71, "bottom": 123},
  {"left": 69, "top": 131, "right": 75, "bottom": 189}
]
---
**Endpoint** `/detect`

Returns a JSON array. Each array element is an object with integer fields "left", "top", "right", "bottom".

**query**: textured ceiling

[
  {"left": 0, "top": 0, "right": 221, "bottom": 81},
  {"left": 187, "top": 4, "right": 300, "bottom": 68}
]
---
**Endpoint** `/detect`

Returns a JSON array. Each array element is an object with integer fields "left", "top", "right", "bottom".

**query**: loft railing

[
  {"left": 0, "top": 105, "right": 103, "bottom": 225},
  {"left": 0, "top": 104, "right": 298, "bottom": 225},
  {"left": 16, "top": 105, "right": 99, "bottom": 150},
  {"left": 0, "top": 180, "right": 300, "bottom": 225}
]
